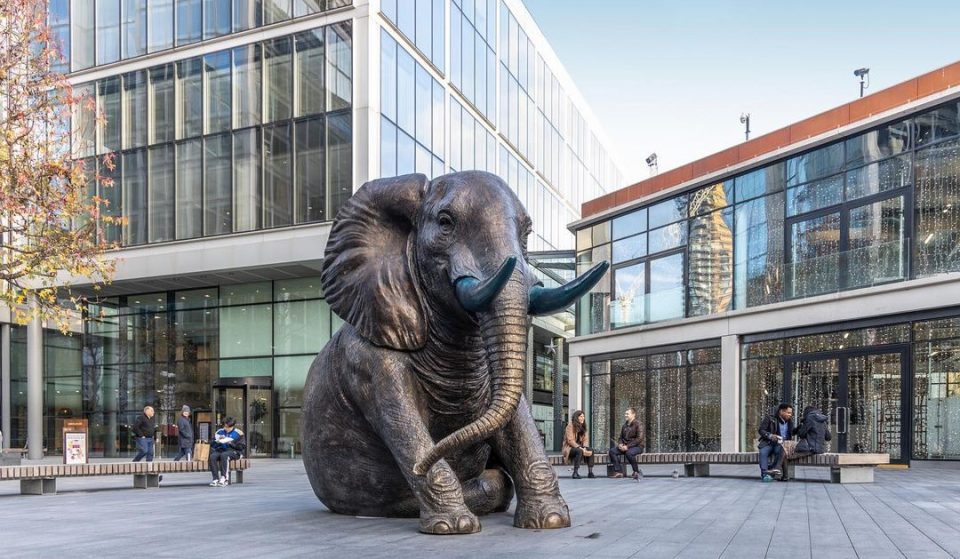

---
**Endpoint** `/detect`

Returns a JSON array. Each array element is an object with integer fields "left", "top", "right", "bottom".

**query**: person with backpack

[
  {"left": 209, "top": 417, "right": 246, "bottom": 487},
  {"left": 795, "top": 405, "right": 832, "bottom": 455}
]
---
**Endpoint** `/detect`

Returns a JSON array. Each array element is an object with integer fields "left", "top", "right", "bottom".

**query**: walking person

[
  {"left": 209, "top": 417, "right": 245, "bottom": 487},
  {"left": 173, "top": 405, "right": 194, "bottom": 461},
  {"left": 757, "top": 403, "right": 795, "bottom": 482},
  {"left": 563, "top": 410, "right": 595, "bottom": 479},
  {"left": 132, "top": 405, "right": 157, "bottom": 462},
  {"left": 608, "top": 407, "right": 644, "bottom": 479}
]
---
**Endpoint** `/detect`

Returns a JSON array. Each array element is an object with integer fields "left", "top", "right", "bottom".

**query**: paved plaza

[{"left": 2, "top": 459, "right": 960, "bottom": 558}]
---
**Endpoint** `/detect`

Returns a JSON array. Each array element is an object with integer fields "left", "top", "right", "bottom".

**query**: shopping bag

[{"left": 193, "top": 440, "right": 210, "bottom": 462}]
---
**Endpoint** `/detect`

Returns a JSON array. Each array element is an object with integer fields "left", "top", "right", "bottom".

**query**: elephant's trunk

[{"left": 413, "top": 273, "right": 527, "bottom": 476}]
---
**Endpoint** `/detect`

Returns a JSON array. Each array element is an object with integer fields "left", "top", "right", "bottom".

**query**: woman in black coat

[{"left": 795, "top": 406, "right": 832, "bottom": 455}]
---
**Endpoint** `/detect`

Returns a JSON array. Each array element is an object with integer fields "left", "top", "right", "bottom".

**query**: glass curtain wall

[
  {"left": 4, "top": 278, "right": 345, "bottom": 457},
  {"left": 58, "top": 0, "right": 350, "bottom": 71},
  {"left": 576, "top": 100, "right": 960, "bottom": 335},
  {"left": 73, "top": 22, "right": 353, "bottom": 247},
  {"left": 585, "top": 345, "right": 721, "bottom": 453}
]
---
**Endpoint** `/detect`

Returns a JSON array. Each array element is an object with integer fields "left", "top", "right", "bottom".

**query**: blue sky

[{"left": 523, "top": 0, "right": 960, "bottom": 186}]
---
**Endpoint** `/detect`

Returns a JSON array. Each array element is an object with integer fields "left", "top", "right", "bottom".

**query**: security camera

[
  {"left": 740, "top": 113, "right": 749, "bottom": 124},
  {"left": 854, "top": 67, "right": 869, "bottom": 78},
  {"left": 645, "top": 153, "right": 657, "bottom": 165}
]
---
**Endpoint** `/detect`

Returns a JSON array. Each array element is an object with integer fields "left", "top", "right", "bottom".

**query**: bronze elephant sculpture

[{"left": 302, "top": 171, "right": 608, "bottom": 534}]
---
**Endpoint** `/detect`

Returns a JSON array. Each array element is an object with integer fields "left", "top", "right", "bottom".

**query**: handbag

[
  {"left": 581, "top": 447, "right": 594, "bottom": 457},
  {"left": 781, "top": 439, "right": 798, "bottom": 460},
  {"left": 193, "top": 440, "right": 210, "bottom": 462}
]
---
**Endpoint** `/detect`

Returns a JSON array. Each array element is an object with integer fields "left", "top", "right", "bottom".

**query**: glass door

[
  {"left": 214, "top": 383, "right": 273, "bottom": 457},
  {"left": 786, "top": 346, "right": 909, "bottom": 463}
]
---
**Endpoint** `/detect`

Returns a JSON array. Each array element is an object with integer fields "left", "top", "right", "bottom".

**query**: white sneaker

[
  {"left": 219, "top": 477, "right": 228, "bottom": 486},
  {"left": 209, "top": 480, "right": 220, "bottom": 487}
]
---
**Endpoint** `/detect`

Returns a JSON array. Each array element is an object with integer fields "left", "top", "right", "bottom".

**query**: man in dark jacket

[
  {"left": 173, "top": 405, "right": 194, "bottom": 461},
  {"left": 132, "top": 405, "right": 157, "bottom": 462},
  {"left": 757, "top": 403, "right": 794, "bottom": 482},
  {"left": 608, "top": 407, "right": 644, "bottom": 479},
  {"left": 209, "top": 417, "right": 246, "bottom": 487},
  {"left": 795, "top": 406, "right": 832, "bottom": 455}
]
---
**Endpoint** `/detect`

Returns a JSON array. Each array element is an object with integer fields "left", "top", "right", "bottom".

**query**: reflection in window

[
  {"left": 176, "top": 57, "right": 203, "bottom": 139},
  {"left": 734, "top": 192, "right": 784, "bottom": 309},
  {"left": 648, "top": 195, "right": 687, "bottom": 228},
  {"left": 149, "top": 64, "right": 175, "bottom": 144},
  {"left": 97, "top": 77, "right": 121, "bottom": 154},
  {"left": 612, "top": 234, "right": 646, "bottom": 264},
  {"left": 233, "top": 44, "right": 262, "bottom": 128},
  {"left": 845, "top": 120, "right": 911, "bottom": 166},
  {"left": 204, "top": 51, "right": 232, "bottom": 134},
  {"left": 786, "top": 174, "right": 843, "bottom": 216},
  {"left": 688, "top": 207, "right": 733, "bottom": 317},
  {"left": 176, "top": 139, "right": 203, "bottom": 239},
  {"left": 612, "top": 208, "right": 646, "bottom": 240},
  {"left": 71, "top": 0, "right": 95, "bottom": 70},
  {"left": 176, "top": 0, "right": 202, "bottom": 45},
  {"left": 789, "top": 212, "right": 841, "bottom": 298},
  {"left": 96, "top": 0, "right": 121, "bottom": 65},
  {"left": 122, "top": 71, "right": 147, "bottom": 149},
  {"left": 845, "top": 155, "right": 911, "bottom": 201},
  {"left": 122, "top": 149, "right": 147, "bottom": 245},
  {"left": 327, "top": 22, "right": 352, "bottom": 112},
  {"left": 735, "top": 162, "right": 785, "bottom": 202},
  {"left": 148, "top": 144, "right": 175, "bottom": 242},
  {"left": 915, "top": 139, "right": 960, "bottom": 276},
  {"left": 50, "top": 0, "right": 71, "bottom": 73},
  {"left": 204, "top": 0, "right": 231, "bottom": 39},
  {"left": 264, "top": 123, "right": 293, "bottom": 228},
  {"left": 649, "top": 253, "right": 684, "bottom": 322},
  {"left": 234, "top": 0, "right": 263, "bottom": 30},
  {"left": 296, "top": 30, "right": 325, "bottom": 117},
  {"left": 295, "top": 117, "right": 324, "bottom": 223},
  {"left": 848, "top": 196, "right": 906, "bottom": 288},
  {"left": 121, "top": 0, "right": 147, "bottom": 58},
  {"left": 326, "top": 111, "right": 352, "bottom": 221},
  {"left": 265, "top": 37, "right": 293, "bottom": 123},
  {"left": 204, "top": 133, "right": 232, "bottom": 236},
  {"left": 148, "top": 0, "right": 174, "bottom": 52},
  {"left": 915, "top": 103, "right": 960, "bottom": 148},
  {"left": 233, "top": 128, "right": 262, "bottom": 232},
  {"left": 787, "top": 142, "right": 844, "bottom": 186},
  {"left": 612, "top": 263, "right": 644, "bottom": 328}
]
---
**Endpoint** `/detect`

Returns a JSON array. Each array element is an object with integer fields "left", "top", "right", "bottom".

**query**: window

[
  {"left": 49, "top": 0, "right": 71, "bottom": 73},
  {"left": 265, "top": 123, "right": 293, "bottom": 228},
  {"left": 233, "top": 128, "right": 262, "bottom": 232},
  {"left": 915, "top": 139, "right": 960, "bottom": 276},
  {"left": 204, "top": 133, "right": 232, "bottom": 235},
  {"left": 122, "top": 71, "right": 147, "bottom": 149},
  {"left": 97, "top": 77, "right": 121, "bottom": 154},
  {"left": 787, "top": 142, "right": 844, "bottom": 186},
  {"left": 121, "top": 0, "right": 147, "bottom": 59},
  {"left": 149, "top": 64, "right": 175, "bottom": 144},
  {"left": 326, "top": 111, "right": 352, "bottom": 219},
  {"left": 71, "top": 0, "right": 95, "bottom": 71},
  {"left": 176, "top": 57, "right": 203, "bottom": 139},
  {"left": 176, "top": 0, "right": 202, "bottom": 45},
  {"left": 204, "top": 51, "right": 232, "bottom": 134},
  {"left": 295, "top": 117, "right": 324, "bottom": 223},
  {"left": 233, "top": 44, "right": 262, "bottom": 128},
  {"left": 265, "top": 0, "right": 291, "bottom": 24},
  {"left": 327, "top": 22, "right": 352, "bottom": 112},
  {"left": 176, "top": 139, "right": 203, "bottom": 239},
  {"left": 380, "top": 31, "right": 396, "bottom": 122},
  {"left": 96, "top": 0, "right": 120, "bottom": 65},
  {"left": 234, "top": 0, "right": 262, "bottom": 31},
  {"left": 203, "top": 0, "right": 231, "bottom": 39},
  {"left": 148, "top": 144, "right": 175, "bottom": 242},
  {"left": 122, "top": 149, "right": 147, "bottom": 245},
  {"left": 148, "top": 0, "right": 174, "bottom": 52},
  {"left": 265, "top": 37, "right": 293, "bottom": 123},
  {"left": 295, "top": 30, "right": 324, "bottom": 117},
  {"left": 734, "top": 192, "right": 784, "bottom": 309},
  {"left": 294, "top": 0, "right": 322, "bottom": 17}
]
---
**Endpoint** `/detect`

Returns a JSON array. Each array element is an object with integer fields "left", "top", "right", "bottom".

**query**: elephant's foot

[
  {"left": 419, "top": 506, "right": 481, "bottom": 535},
  {"left": 462, "top": 468, "right": 514, "bottom": 514},
  {"left": 513, "top": 494, "right": 570, "bottom": 529},
  {"left": 513, "top": 461, "right": 570, "bottom": 529}
]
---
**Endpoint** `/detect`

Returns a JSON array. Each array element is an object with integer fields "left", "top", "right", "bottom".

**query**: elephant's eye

[{"left": 437, "top": 212, "right": 455, "bottom": 234}]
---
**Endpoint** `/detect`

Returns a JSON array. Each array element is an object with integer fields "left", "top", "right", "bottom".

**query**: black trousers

[
  {"left": 209, "top": 450, "right": 240, "bottom": 480},
  {"left": 569, "top": 447, "right": 595, "bottom": 471}
]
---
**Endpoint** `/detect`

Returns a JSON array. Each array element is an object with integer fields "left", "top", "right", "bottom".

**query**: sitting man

[
  {"left": 608, "top": 407, "right": 644, "bottom": 479},
  {"left": 757, "top": 403, "right": 795, "bottom": 482},
  {"left": 209, "top": 417, "right": 246, "bottom": 487}
]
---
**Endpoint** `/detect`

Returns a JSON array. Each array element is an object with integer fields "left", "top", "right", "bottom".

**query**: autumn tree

[{"left": 1, "top": 0, "right": 119, "bottom": 330}]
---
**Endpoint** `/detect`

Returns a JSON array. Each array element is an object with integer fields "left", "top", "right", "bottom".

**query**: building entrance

[
  {"left": 784, "top": 346, "right": 909, "bottom": 463},
  {"left": 213, "top": 377, "right": 273, "bottom": 457}
]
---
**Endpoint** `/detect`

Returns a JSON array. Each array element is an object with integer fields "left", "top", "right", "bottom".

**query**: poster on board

[{"left": 64, "top": 431, "right": 88, "bottom": 464}]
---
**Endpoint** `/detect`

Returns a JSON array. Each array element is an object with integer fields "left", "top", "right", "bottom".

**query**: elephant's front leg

[
  {"left": 491, "top": 394, "right": 570, "bottom": 529},
  {"left": 369, "top": 365, "right": 480, "bottom": 534}
]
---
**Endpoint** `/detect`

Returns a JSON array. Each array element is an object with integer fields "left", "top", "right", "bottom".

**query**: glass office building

[
  {"left": 1, "top": 0, "right": 624, "bottom": 457},
  {"left": 570, "top": 77, "right": 960, "bottom": 464}
]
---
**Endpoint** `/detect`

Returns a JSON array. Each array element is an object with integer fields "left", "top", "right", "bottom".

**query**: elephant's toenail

[
  {"left": 457, "top": 516, "right": 477, "bottom": 532},
  {"left": 433, "top": 521, "right": 451, "bottom": 534},
  {"left": 543, "top": 513, "right": 565, "bottom": 528}
]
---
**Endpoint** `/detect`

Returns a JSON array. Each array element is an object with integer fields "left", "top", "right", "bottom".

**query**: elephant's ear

[{"left": 321, "top": 174, "right": 428, "bottom": 351}]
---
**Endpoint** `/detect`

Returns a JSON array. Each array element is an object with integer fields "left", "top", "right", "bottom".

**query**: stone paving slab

[{"left": 1, "top": 460, "right": 959, "bottom": 558}]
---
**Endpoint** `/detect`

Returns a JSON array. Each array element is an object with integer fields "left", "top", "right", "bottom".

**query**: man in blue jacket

[{"left": 209, "top": 417, "right": 245, "bottom": 487}]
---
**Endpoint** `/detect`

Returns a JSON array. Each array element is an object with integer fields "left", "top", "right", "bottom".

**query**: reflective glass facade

[
  {"left": 52, "top": 0, "right": 351, "bottom": 72},
  {"left": 75, "top": 22, "right": 353, "bottom": 246},
  {"left": 6, "top": 279, "right": 341, "bottom": 457},
  {"left": 577, "top": 100, "right": 960, "bottom": 334}
]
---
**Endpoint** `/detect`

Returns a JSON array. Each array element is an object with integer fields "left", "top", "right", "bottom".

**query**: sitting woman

[
  {"left": 562, "top": 410, "right": 595, "bottom": 479},
  {"left": 795, "top": 406, "right": 832, "bottom": 456}
]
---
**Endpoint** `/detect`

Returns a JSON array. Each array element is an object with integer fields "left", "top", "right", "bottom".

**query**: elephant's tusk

[
  {"left": 454, "top": 256, "right": 517, "bottom": 313},
  {"left": 528, "top": 261, "right": 610, "bottom": 316}
]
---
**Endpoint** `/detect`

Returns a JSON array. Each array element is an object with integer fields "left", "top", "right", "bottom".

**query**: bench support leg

[
  {"left": 831, "top": 466, "right": 874, "bottom": 484},
  {"left": 133, "top": 473, "right": 160, "bottom": 489},
  {"left": 232, "top": 470, "right": 243, "bottom": 484},
  {"left": 21, "top": 478, "right": 56, "bottom": 495},
  {"left": 684, "top": 463, "right": 710, "bottom": 477}
]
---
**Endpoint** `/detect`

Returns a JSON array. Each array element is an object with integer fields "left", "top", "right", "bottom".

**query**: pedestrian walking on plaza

[
  {"left": 795, "top": 405, "right": 831, "bottom": 456},
  {"left": 209, "top": 417, "right": 245, "bottom": 487},
  {"left": 757, "top": 403, "right": 795, "bottom": 482},
  {"left": 132, "top": 405, "right": 157, "bottom": 462},
  {"left": 173, "top": 405, "right": 194, "bottom": 461},
  {"left": 563, "top": 410, "right": 595, "bottom": 479},
  {"left": 608, "top": 407, "right": 644, "bottom": 479}
]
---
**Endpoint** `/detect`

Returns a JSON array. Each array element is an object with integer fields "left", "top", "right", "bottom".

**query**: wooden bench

[
  {"left": 0, "top": 459, "right": 251, "bottom": 495},
  {"left": 549, "top": 452, "right": 889, "bottom": 483}
]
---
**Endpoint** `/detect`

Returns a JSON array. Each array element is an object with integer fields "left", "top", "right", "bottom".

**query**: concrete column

[
  {"left": 568, "top": 355, "right": 582, "bottom": 420},
  {"left": 551, "top": 337, "right": 564, "bottom": 450},
  {"left": 720, "top": 335, "right": 741, "bottom": 452},
  {"left": 1, "top": 323, "right": 10, "bottom": 449},
  {"left": 27, "top": 299, "right": 43, "bottom": 460}
]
